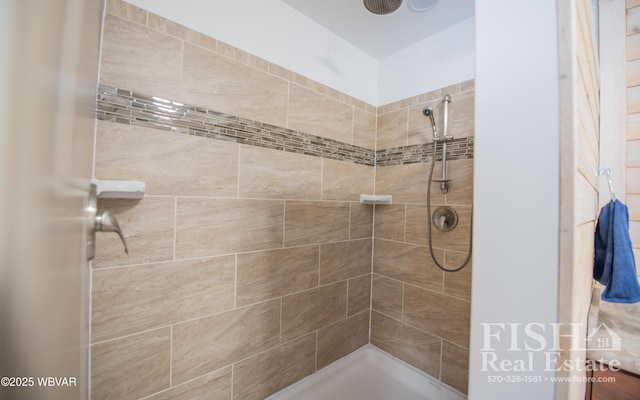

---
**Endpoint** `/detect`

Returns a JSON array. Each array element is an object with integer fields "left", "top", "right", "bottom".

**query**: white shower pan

[{"left": 267, "top": 344, "right": 466, "bottom": 400}]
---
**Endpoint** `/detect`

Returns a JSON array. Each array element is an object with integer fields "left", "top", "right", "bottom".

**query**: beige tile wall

[
  {"left": 93, "top": 2, "right": 375, "bottom": 399},
  {"left": 93, "top": 1, "right": 473, "bottom": 399},
  {"left": 372, "top": 81, "right": 474, "bottom": 394},
  {"left": 627, "top": 1, "right": 640, "bottom": 275}
]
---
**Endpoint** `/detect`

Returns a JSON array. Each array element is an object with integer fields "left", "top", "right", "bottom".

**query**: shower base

[{"left": 267, "top": 344, "right": 466, "bottom": 400}]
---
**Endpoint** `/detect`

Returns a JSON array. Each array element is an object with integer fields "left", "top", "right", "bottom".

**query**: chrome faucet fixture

[
  {"left": 424, "top": 94, "right": 453, "bottom": 194},
  {"left": 423, "top": 93, "right": 473, "bottom": 273}
]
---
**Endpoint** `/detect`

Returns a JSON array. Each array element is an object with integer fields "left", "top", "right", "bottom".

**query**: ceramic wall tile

[
  {"left": 101, "top": 14, "right": 181, "bottom": 100},
  {"left": 403, "top": 285, "right": 471, "bottom": 347},
  {"left": 350, "top": 203, "right": 374, "bottom": 239},
  {"left": 239, "top": 145, "right": 322, "bottom": 200},
  {"left": 95, "top": 121, "right": 239, "bottom": 197},
  {"left": 91, "top": 328, "right": 170, "bottom": 400},
  {"left": 181, "top": 43, "right": 288, "bottom": 127},
  {"left": 441, "top": 341, "right": 469, "bottom": 394},
  {"left": 319, "top": 239, "right": 372, "bottom": 284},
  {"left": 348, "top": 275, "right": 371, "bottom": 316},
  {"left": 317, "top": 311, "right": 369, "bottom": 370},
  {"left": 288, "top": 84, "right": 353, "bottom": 143},
  {"left": 377, "top": 108, "right": 408, "bottom": 149},
  {"left": 145, "top": 367, "right": 231, "bottom": 400},
  {"left": 92, "top": 256, "right": 235, "bottom": 342},
  {"left": 374, "top": 204, "right": 406, "bottom": 241},
  {"left": 106, "top": 0, "right": 147, "bottom": 24},
  {"left": 236, "top": 246, "right": 319, "bottom": 307},
  {"left": 92, "top": 197, "right": 175, "bottom": 268},
  {"left": 370, "top": 311, "right": 441, "bottom": 377},
  {"left": 232, "top": 333, "right": 316, "bottom": 400},
  {"left": 322, "top": 159, "right": 374, "bottom": 201},
  {"left": 353, "top": 108, "right": 376, "bottom": 149},
  {"left": 373, "top": 239, "right": 443, "bottom": 293},
  {"left": 171, "top": 300, "right": 281, "bottom": 385},
  {"left": 176, "top": 198, "right": 284, "bottom": 258},
  {"left": 281, "top": 282, "right": 347, "bottom": 342},
  {"left": 375, "top": 163, "right": 429, "bottom": 204},
  {"left": 372, "top": 275, "right": 403, "bottom": 320},
  {"left": 284, "top": 201, "right": 350, "bottom": 247}
]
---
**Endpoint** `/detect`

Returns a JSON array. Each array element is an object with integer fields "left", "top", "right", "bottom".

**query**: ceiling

[{"left": 280, "top": 0, "right": 475, "bottom": 59}]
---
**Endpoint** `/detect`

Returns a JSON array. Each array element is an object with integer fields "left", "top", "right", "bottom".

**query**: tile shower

[{"left": 91, "top": 1, "right": 473, "bottom": 399}]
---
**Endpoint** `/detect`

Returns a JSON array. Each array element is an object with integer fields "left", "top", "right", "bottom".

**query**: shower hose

[{"left": 426, "top": 144, "right": 473, "bottom": 273}]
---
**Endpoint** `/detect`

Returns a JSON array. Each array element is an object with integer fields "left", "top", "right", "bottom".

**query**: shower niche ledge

[{"left": 359, "top": 194, "right": 392, "bottom": 205}]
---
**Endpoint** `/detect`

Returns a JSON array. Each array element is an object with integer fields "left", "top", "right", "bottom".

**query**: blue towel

[{"left": 594, "top": 200, "right": 640, "bottom": 303}]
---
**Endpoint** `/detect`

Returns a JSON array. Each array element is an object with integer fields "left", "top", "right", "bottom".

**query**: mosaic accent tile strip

[
  {"left": 375, "top": 137, "right": 474, "bottom": 167},
  {"left": 96, "top": 85, "right": 473, "bottom": 167},
  {"left": 96, "top": 85, "right": 375, "bottom": 166}
]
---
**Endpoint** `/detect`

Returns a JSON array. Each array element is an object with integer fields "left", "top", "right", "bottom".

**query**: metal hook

[{"left": 596, "top": 168, "right": 616, "bottom": 202}]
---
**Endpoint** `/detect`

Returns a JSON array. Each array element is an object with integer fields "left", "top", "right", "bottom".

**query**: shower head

[
  {"left": 363, "top": 0, "right": 403, "bottom": 15},
  {"left": 423, "top": 107, "right": 437, "bottom": 139}
]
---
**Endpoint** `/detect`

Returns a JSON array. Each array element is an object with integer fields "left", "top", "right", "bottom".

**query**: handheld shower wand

[
  {"left": 423, "top": 95, "right": 452, "bottom": 194},
  {"left": 423, "top": 107, "right": 438, "bottom": 140}
]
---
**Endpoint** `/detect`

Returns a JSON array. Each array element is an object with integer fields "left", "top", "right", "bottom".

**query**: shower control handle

[
  {"left": 432, "top": 206, "right": 458, "bottom": 232},
  {"left": 86, "top": 183, "right": 128, "bottom": 260},
  {"left": 95, "top": 210, "right": 128, "bottom": 255},
  {"left": 436, "top": 215, "right": 448, "bottom": 231}
]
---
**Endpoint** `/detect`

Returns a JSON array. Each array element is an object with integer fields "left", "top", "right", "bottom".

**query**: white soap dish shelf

[{"left": 93, "top": 179, "right": 146, "bottom": 199}]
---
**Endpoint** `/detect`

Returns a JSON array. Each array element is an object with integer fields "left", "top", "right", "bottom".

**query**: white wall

[
  {"left": 124, "top": 0, "right": 379, "bottom": 104},
  {"left": 469, "top": 1, "right": 559, "bottom": 399},
  {"left": 378, "top": 17, "right": 475, "bottom": 105},
  {"left": 123, "top": 0, "right": 474, "bottom": 106}
]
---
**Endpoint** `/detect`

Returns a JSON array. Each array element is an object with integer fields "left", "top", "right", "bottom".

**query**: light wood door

[{"left": 0, "top": 1, "right": 103, "bottom": 399}]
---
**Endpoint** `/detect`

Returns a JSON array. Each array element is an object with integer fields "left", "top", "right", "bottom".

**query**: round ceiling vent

[{"left": 363, "top": 0, "right": 403, "bottom": 15}]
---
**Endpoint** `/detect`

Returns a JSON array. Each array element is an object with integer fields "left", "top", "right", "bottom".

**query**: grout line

[
  {"left": 348, "top": 202, "right": 352, "bottom": 240},
  {"left": 405, "top": 107, "right": 410, "bottom": 146},
  {"left": 169, "top": 325, "right": 173, "bottom": 387},
  {"left": 438, "top": 339, "right": 444, "bottom": 380},
  {"left": 315, "top": 330, "right": 319, "bottom": 372},
  {"left": 370, "top": 309, "right": 468, "bottom": 348},
  {"left": 178, "top": 40, "right": 184, "bottom": 103},
  {"left": 317, "top": 244, "right": 321, "bottom": 287},
  {"left": 403, "top": 204, "right": 407, "bottom": 242},
  {"left": 442, "top": 251, "right": 447, "bottom": 290},
  {"left": 401, "top": 283, "right": 405, "bottom": 322},
  {"left": 233, "top": 254, "right": 238, "bottom": 309},
  {"left": 282, "top": 201, "right": 287, "bottom": 248},
  {"left": 369, "top": 204, "right": 376, "bottom": 344},
  {"left": 320, "top": 158, "right": 324, "bottom": 200},
  {"left": 351, "top": 106, "right": 356, "bottom": 146},
  {"left": 346, "top": 279, "right": 350, "bottom": 318},
  {"left": 236, "top": 145, "right": 241, "bottom": 199},
  {"left": 230, "top": 365, "right": 234, "bottom": 400},
  {"left": 279, "top": 297, "right": 283, "bottom": 345},
  {"left": 173, "top": 197, "right": 177, "bottom": 261},
  {"left": 137, "top": 367, "right": 230, "bottom": 400},
  {"left": 285, "top": 82, "right": 290, "bottom": 130},
  {"left": 91, "top": 296, "right": 280, "bottom": 346}
]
